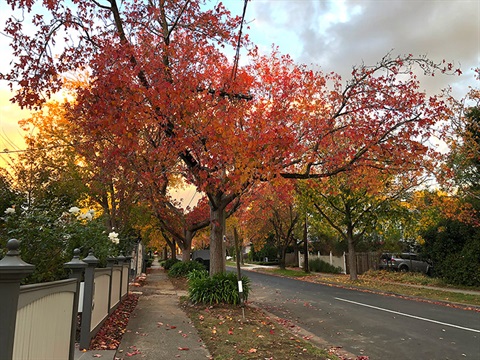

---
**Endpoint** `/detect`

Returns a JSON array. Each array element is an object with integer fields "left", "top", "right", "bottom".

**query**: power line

[
  {"left": 231, "top": 0, "right": 249, "bottom": 81},
  {"left": 0, "top": 143, "right": 78, "bottom": 155}
]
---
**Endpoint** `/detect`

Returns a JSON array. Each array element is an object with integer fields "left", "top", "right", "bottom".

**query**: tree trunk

[
  {"left": 181, "top": 249, "right": 190, "bottom": 262},
  {"left": 209, "top": 205, "right": 226, "bottom": 275},
  {"left": 170, "top": 238, "right": 176, "bottom": 260},
  {"left": 181, "top": 230, "right": 194, "bottom": 262},
  {"left": 279, "top": 246, "right": 287, "bottom": 270},
  {"left": 347, "top": 226, "right": 357, "bottom": 280}
]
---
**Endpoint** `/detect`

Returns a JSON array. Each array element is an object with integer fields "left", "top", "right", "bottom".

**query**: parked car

[{"left": 379, "top": 253, "right": 432, "bottom": 275}]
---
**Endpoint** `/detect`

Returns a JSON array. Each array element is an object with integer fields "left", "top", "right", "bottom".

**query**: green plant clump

[
  {"left": 309, "top": 258, "right": 342, "bottom": 274},
  {"left": 187, "top": 270, "right": 251, "bottom": 305},
  {"left": 162, "top": 258, "right": 180, "bottom": 270},
  {"left": 168, "top": 260, "right": 207, "bottom": 278}
]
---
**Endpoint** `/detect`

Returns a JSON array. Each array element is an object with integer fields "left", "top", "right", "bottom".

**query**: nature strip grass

[{"left": 181, "top": 301, "right": 342, "bottom": 360}]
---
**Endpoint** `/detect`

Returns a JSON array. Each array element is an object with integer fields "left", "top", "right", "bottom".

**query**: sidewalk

[{"left": 75, "top": 263, "right": 210, "bottom": 360}]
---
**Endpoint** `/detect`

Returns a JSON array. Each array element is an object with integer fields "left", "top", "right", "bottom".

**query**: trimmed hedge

[
  {"left": 309, "top": 258, "right": 342, "bottom": 274},
  {"left": 187, "top": 270, "right": 250, "bottom": 305},
  {"left": 168, "top": 260, "right": 207, "bottom": 278}
]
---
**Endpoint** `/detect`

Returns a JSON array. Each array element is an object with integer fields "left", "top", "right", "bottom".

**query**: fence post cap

[
  {"left": 106, "top": 256, "right": 117, "bottom": 267},
  {"left": 64, "top": 248, "right": 88, "bottom": 269},
  {"left": 0, "top": 239, "right": 35, "bottom": 276},
  {"left": 83, "top": 248, "right": 100, "bottom": 265},
  {"left": 117, "top": 253, "right": 126, "bottom": 264}
]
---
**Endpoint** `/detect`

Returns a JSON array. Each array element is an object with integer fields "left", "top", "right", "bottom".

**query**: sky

[
  {"left": 0, "top": 0, "right": 479, "bottom": 153},
  {"left": 229, "top": 0, "right": 479, "bottom": 94}
]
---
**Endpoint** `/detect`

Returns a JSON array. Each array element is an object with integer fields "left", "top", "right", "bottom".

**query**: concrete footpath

[{"left": 75, "top": 264, "right": 210, "bottom": 360}]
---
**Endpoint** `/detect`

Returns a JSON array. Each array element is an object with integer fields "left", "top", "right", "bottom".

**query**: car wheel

[{"left": 399, "top": 265, "right": 409, "bottom": 272}]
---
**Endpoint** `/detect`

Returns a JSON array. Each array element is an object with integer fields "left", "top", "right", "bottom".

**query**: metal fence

[{"left": 0, "top": 239, "right": 132, "bottom": 360}]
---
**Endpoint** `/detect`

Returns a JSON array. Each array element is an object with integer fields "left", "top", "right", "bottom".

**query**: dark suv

[{"left": 379, "top": 253, "right": 432, "bottom": 274}]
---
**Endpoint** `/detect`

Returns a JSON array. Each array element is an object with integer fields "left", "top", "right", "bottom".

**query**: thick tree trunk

[
  {"left": 170, "top": 238, "right": 176, "bottom": 260},
  {"left": 279, "top": 246, "right": 287, "bottom": 270},
  {"left": 181, "top": 250, "right": 190, "bottom": 262},
  {"left": 181, "top": 230, "right": 194, "bottom": 262},
  {"left": 347, "top": 226, "right": 357, "bottom": 280},
  {"left": 210, "top": 206, "right": 226, "bottom": 275}
]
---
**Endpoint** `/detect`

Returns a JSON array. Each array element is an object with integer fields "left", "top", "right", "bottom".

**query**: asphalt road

[{"left": 238, "top": 268, "right": 480, "bottom": 360}]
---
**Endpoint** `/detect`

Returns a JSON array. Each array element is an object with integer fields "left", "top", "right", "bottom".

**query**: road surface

[{"left": 239, "top": 268, "right": 480, "bottom": 360}]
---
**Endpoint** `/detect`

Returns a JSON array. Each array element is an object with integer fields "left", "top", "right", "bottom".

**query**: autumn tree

[
  {"left": 301, "top": 166, "right": 427, "bottom": 280},
  {"left": 445, "top": 73, "right": 480, "bottom": 212},
  {"left": 235, "top": 179, "right": 300, "bottom": 269},
  {"left": 14, "top": 98, "right": 144, "bottom": 246},
  {"left": 3, "top": 0, "right": 459, "bottom": 276}
]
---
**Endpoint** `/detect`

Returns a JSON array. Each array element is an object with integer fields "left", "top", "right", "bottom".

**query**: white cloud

[{"left": 235, "top": 0, "right": 479, "bottom": 97}]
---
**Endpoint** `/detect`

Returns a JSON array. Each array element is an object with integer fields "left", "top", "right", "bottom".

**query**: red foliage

[
  {"left": 89, "top": 294, "right": 139, "bottom": 350},
  {"left": 3, "top": 0, "right": 460, "bottom": 273}
]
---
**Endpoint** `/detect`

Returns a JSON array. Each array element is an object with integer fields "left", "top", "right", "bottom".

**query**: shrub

[
  {"left": 162, "top": 258, "right": 180, "bottom": 270},
  {"left": 169, "top": 260, "right": 206, "bottom": 278},
  {"left": 187, "top": 271, "right": 251, "bottom": 305},
  {"left": 187, "top": 269, "right": 209, "bottom": 282},
  {"left": 422, "top": 218, "right": 480, "bottom": 287},
  {"left": 309, "top": 258, "right": 342, "bottom": 274}
]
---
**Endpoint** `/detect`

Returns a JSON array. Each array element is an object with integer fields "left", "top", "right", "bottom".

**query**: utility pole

[{"left": 303, "top": 215, "right": 309, "bottom": 273}]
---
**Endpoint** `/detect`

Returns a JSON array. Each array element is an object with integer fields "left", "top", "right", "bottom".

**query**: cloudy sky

[
  {"left": 228, "top": 0, "right": 478, "bottom": 95},
  {"left": 0, "top": 0, "right": 479, "bottom": 152}
]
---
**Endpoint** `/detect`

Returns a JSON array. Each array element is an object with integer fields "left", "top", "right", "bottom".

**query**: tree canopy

[{"left": 2, "top": 0, "right": 462, "bottom": 274}]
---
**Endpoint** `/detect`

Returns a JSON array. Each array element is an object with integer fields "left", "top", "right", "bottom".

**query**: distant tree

[
  {"left": 445, "top": 70, "right": 480, "bottom": 205},
  {"left": 236, "top": 180, "right": 300, "bottom": 269},
  {"left": 301, "top": 167, "right": 423, "bottom": 280}
]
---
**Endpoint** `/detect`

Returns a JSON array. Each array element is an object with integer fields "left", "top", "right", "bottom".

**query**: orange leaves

[{"left": 411, "top": 190, "right": 479, "bottom": 228}]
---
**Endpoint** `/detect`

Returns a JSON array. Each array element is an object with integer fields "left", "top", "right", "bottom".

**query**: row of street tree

[{"left": 0, "top": 0, "right": 478, "bottom": 285}]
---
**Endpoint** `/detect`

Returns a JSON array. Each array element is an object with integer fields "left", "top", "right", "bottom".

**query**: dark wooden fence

[{"left": 345, "top": 251, "right": 381, "bottom": 275}]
